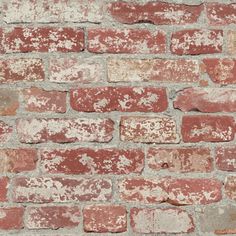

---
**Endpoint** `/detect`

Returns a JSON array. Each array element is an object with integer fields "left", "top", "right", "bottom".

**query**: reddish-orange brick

[
  {"left": 0, "top": 177, "right": 8, "bottom": 202},
  {"left": 0, "top": 121, "right": 12, "bottom": 143},
  {"left": 130, "top": 208, "right": 194, "bottom": 234},
  {"left": 174, "top": 87, "right": 236, "bottom": 112},
  {"left": 202, "top": 59, "right": 236, "bottom": 84},
  {"left": 83, "top": 205, "right": 127, "bottom": 233},
  {"left": 0, "top": 89, "right": 18, "bottom": 115},
  {"left": 181, "top": 115, "right": 235, "bottom": 142},
  {"left": 216, "top": 146, "right": 236, "bottom": 171},
  {"left": 109, "top": 1, "right": 203, "bottom": 25},
  {"left": 40, "top": 148, "right": 144, "bottom": 175},
  {"left": 120, "top": 116, "right": 179, "bottom": 143},
  {"left": 23, "top": 87, "right": 67, "bottom": 113},
  {"left": 206, "top": 3, "right": 236, "bottom": 25},
  {"left": 2, "top": 27, "right": 84, "bottom": 53},
  {"left": 16, "top": 118, "right": 114, "bottom": 143},
  {"left": 70, "top": 87, "right": 168, "bottom": 112},
  {"left": 147, "top": 147, "right": 212, "bottom": 173},
  {"left": 225, "top": 176, "right": 236, "bottom": 201},
  {"left": 171, "top": 29, "right": 223, "bottom": 55},
  {"left": 25, "top": 206, "right": 80, "bottom": 229},
  {"left": 49, "top": 57, "right": 103, "bottom": 83},
  {"left": 0, "top": 149, "right": 37, "bottom": 173},
  {"left": 0, "top": 58, "right": 44, "bottom": 83},
  {"left": 0, "top": 207, "right": 24, "bottom": 230},
  {"left": 12, "top": 177, "right": 112, "bottom": 203},
  {"left": 88, "top": 28, "right": 166, "bottom": 54},
  {"left": 107, "top": 58, "right": 200, "bottom": 83}
]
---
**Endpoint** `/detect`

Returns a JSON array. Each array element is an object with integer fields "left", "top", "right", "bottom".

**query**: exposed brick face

[{"left": 0, "top": 0, "right": 234, "bottom": 235}]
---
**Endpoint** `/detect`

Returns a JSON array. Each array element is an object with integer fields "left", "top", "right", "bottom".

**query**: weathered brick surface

[{"left": 0, "top": 1, "right": 234, "bottom": 235}]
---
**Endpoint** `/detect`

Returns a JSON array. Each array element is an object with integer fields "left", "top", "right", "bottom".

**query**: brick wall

[{"left": 0, "top": 0, "right": 236, "bottom": 235}]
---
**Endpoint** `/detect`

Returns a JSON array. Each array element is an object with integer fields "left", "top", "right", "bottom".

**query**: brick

[
  {"left": 147, "top": 147, "right": 212, "bottom": 173},
  {"left": 206, "top": 3, "right": 236, "bottom": 25},
  {"left": 83, "top": 205, "right": 126, "bottom": 233},
  {"left": 3, "top": 0, "right": 103, "bottom": 23},
  {"left": 168, "top": 178, "right": 222, "bottom": 205},
  {"left": 70, "top": 87, "right": 168, "bottom": 112},
  {"left": 0, "top": 207, "right": 24, "bottom": 230},
  {"left": 0, "top": 121, "right": 12, "bottom": 143},
  {"left": 109, "top": 1, "right": 202, "bottom": 25},
  {"left": 0, "top": 89, "right": 19, "bottom": 115},
  {"left": 202, "top": 59, "right": 236, "bottom": 84},
  {"left": 88, "top": 28, "right": 166, "bottom": 54},
  {"left": 200, "top": 205, "right": 236, "bottom": 234},
  {"left": 12, "top": 177, "right": 112, "bottom": 203},
  {"left": 0, "top": 177, "right": 8, "bottom": 202},
  {"left": 181, "top": 115, "right": 235, "bottom": 142},
  {"left": 107, "top": 58, "right": 200, "bottom": 83},
  {"left": 16, "top": 118, "right": 114, "bottom": 143},
  {"left": 40, "top": 148, "right": 144, "bottom": 175},
  {"left": 171, "top": 29, "right": 223, "bottom": 55},
  {"left": 228, "top": 31, "right": 236, "bottom": 54},
  {"left": 25, "top": 206, "right": 80, "bottom": 229},
  {"left": 174, "top": 87, "right": 236, "bottom": 112},
  {"left": 216, "top": 146, "right": 236, "bottom": 171},
  {"left": 49, "top": 57, "right": 103, "bottom": 83},
  {"left": 120, "top": 116, "right": 179, "bottom": 143},
  {"left": 225, "top": 176, "right": 236, "bottom": 201},
  {"left": 130, "top": 208, "right": 194, "bottom": 234},
  {"left": 23, "top": 87, "right": 66, "bottom": 113},
  {"left": 2, "top": 27, "right": 84, "bottom": 53},
  {"left": 0, "top": 149, "right": 37, "bottom": 173},
  {"left": 119, "top": 178, "right": 221, "bottom": 205},
  {"left": 118, "top": 178, "right": 168, "bottom": 204},
  {"left": 0, "top": 58, "right": 44, "bottom": 83}
]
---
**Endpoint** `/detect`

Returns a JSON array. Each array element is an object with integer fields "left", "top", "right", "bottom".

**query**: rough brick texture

[{"left": 0, "top": 0, "right": 234, "bottom": 235}]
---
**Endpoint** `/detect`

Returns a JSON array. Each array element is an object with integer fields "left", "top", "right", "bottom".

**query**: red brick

[
  {"left": 49, "top": 57, "right": 103, "bottom": 83},
  {"left": 88, "top": 28, "right": 166, "bottom": 54},
  {"left": 225, "top": 176, "right": 236, "bottom": 201},
  {"left": 130, "top": 208, "right": 194, "bottom": 234},
  {"left": 118, "top": 178, "right": 168, "bottom": 204},
  {"left": 0, "top": 177, "right": 8, "bottom": 202},
  {"left": 0, "top": 89, "right": 19, "bottom": 115},
  {"left": 167, "top": 178, "right": 222, "bottom": 205},
  {"left": 83, "top": 205, "right": 126, "bottom": 233},
  {"left": 25, "top": 206, "right": 80, "bottom": 229},
  {"left": 118, "top": 177, "right": 221, "bottom": 205},
  {"left": 0, "top": 58, "right": 44, "bottom": 83},
  {"left": 70, "top": 87, "right": 168, "bottom": 112},
  {"left": 0, "top": 149, "right": 37, "bottom": 173},
  {"left": 2, "top": 27, "right": 84, "bottom": 53},
  {"left": 107, "top": 58, "right": 200, "bottom": 83},
  {"left": 12, "top": 177, "right": 112, "bottom": 203},
  {"left": 0, "top": 207, "right": 24, "bottom": 230},
  {"left": 0, "top": 121, "right": 12, "bottom": 143},
  {"left": 147, "top": 147, "right": 212, "bottom": 173},
  {"left": 181, "top": 115, "right": 235, "bottom": 142},
  {"left": 23, "top": 87, "right": 66, "bottom": 113},
  {"left": 16, "top": 118, "right": 114, "bottom": 143},
  {"left": 216, "top": 146, "right": 236, "bottom": 171},
  {"left": 174, "top": 87, "right": 236, "bottom": 112},
  {"left": 202, "top": 59, "right": 236, "bottom": 84},
  {"left": 171, "top": 29, "right": 223, "bottom": 55},
  {"left": 228, "top": 31, "right": 236, "bottom": 55},
  {"left": 40, "top": 148, "right": 144, "bottom": 175},
  {"left": 109, "top": 1, "right": 203, "bottom": 25},
  {"left": 3, "top": 0, "right": 103, "bottom": 23},
  {"left": 200, "top": 205, "right": 236, "bottom": 234},
  {"left": 206, "top": 3, "right": 236, "bottom": 25},
  {"left": 120, "top": 116, "right": 179, "bottom": 143}
]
